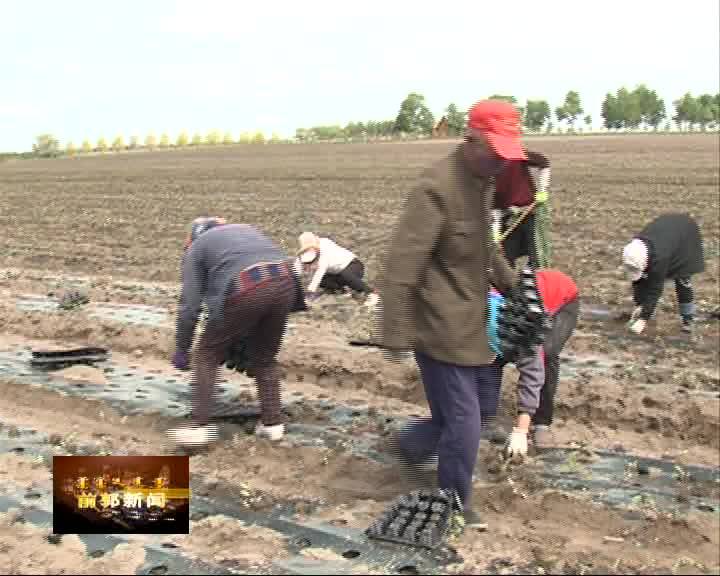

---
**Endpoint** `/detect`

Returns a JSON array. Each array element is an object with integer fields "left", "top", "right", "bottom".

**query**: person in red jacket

[{"left": 486, "top": 269, "right": 580, "bottom": 451}]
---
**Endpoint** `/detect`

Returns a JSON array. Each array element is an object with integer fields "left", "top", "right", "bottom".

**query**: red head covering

[{"left": 467, "top": 100, "right": 527, "bottom": 161}]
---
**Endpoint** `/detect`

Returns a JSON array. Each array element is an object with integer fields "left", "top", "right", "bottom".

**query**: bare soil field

[{"left": 0, "top": 135, "right": 718, "bottom": 574}]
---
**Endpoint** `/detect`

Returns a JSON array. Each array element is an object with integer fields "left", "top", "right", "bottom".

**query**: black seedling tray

[
  {"left": 30, "top": 347, "right": 109, "bottom": 367},
  {"left": 365, "top": 489, "right": 461, "bottom": 550}
]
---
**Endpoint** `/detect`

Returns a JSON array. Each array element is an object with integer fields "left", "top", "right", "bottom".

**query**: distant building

[{"left": 432, "top": 116, "right": 449, "bottom": 138}]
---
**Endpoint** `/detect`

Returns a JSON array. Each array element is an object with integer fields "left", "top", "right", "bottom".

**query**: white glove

[
  {"left": 505, "top": 427, "right": 528, "bottom": 458},
  {"left": 629, "top": 318, "right": 646, "bottom": 334},
  {"left": 537, "top": 168, "right": 551, "bottom": 194}
]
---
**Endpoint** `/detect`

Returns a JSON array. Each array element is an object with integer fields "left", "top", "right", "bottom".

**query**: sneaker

[
  {"left": 167, "top": 424, "right": 218, "bottom": 447},
  {"left": 255, "top": 422, "right": 285, "bottom": 441},
  {"left": 681, "top": 318, "right": 693, "bottom": 334},
  {"left": 532, "top": 425, "right": 556, "bottom": 449},
  {"left": 364, "top": 292, "right": 380, "bottom": 309}
]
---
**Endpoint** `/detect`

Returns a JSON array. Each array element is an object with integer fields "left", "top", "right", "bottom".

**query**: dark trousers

[
  {"left": 192, "top": 273, "right": 295, "bottom": 426},
  {"left": 502, "top": 212, "right": 537, "bottom": 268},
  {"left": 675, "top": 277, "right": 694, "bottom": 319},
  {"left": 319, "top": 259, "right": 372, "bottom": 294},
  {"left": 633, "top": 276, "right": 695, "bottom": 319},
  {"left": 398, "top": 351, "right": 503, "bottom": 508},
  {"left": 533, "top": 298, "right": 580, "bottom": 426}
]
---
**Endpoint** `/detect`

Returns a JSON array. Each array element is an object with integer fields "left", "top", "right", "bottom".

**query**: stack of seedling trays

[
  {"left": 497, "top": 267, "right": 552, "bottom": 363},
  {"left": 365, "top": 489, "right": 461, "bottom": 549},
  {"left": 29, "top": 347, "right": 110, "bottom": 368}
]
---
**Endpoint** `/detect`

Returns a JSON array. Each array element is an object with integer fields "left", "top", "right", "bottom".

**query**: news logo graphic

[{"left": 52, "top": 456, "right": 189, "bottom": 534}]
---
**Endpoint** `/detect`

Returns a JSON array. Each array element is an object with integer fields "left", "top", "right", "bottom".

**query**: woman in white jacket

[{"left": 297, "top": 232, "right": 379, "bottom": 307}]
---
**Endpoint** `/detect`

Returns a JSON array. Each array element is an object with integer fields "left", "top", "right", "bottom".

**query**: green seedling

[{"left": 448, "top": 513, "right": 465, "bottom": 539}]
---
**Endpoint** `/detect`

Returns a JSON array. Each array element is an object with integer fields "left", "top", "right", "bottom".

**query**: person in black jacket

[{"left": 622, "top": 213, "right": 705, "bottom": 335}]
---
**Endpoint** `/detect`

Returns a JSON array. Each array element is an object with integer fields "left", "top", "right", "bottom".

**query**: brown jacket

[{"left": 379, "top": 146, "right": 518, "bottom": 366}]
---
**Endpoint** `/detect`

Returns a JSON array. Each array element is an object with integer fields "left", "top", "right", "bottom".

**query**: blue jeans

[{"left": 399, "top": 351, "right": 503, "bottom": 507}]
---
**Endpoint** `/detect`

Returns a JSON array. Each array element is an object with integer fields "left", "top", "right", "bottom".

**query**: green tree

[
  {"left": 555, "top": 106, "right": 568, "bottom": 128},
  {"left": 96, "top": 137, "right": 108, "bottom": 152},
  {"left": 111, "top": 136, "right": 125, "bottom": 151},
  {"left": 560, "top": 91, "right": 583, "bottom": 129},
  {"left": 176, "top": 131, "right": 189, "bottom": 147},
  {"left": 129, "top": 135, "right": 139, "bottom": 149},
  {"left": 191, "top": 133, "right": 203, "bottom": 146},
  {"left": 82, "top": 140, "right": 92, "bottom": 154},
  {"left": 632, "top": 85, "right": 665, "bottom": 130},
  {"left": 601, "top": 93, "right": 622, "bottom": 130},
  {"left": 394, "top": 93, "right": 435, "bottom": 135},
  {"left": 66, "top": 141, "right": 76, "bottom": 156},
  {"left": 145, "top": 133, "right": 157, "bottom": 149},
  {"left": 158, "top": 133, "right": 169, "bottom": 148},
  {"left": 238, "top": 132, "right": 252, "bottom": 144},
  {"left": 252, "top": 131, "right": 265, "bottom": 144},
  {"left": 270, "top": 132, "right": 281, "bottom": 143},
  {"left": 523, "top": 100, "right": 551, "bottom": 131},
  {"left": 223, "top": 131, "right": 234, "bottom": 145},
  {"left": 294, "top": 128, "right": 310, "bottom": 142},
  {"left": 377, "top": 120, "right": 395, "bottom": 137},
  {"left": 584, "top": 115, "right": 592, "bottom": 130},
  {"left": 311, "top": 125, "right": 344, "bottom": 140},
  {"left": 673, "top": 93, "right": 697, "bottom": 131},
  {"left": 695, "top": 94, "right": 717, "bottom": 130},
  {"left": 445, "top": 103, "right": 466, "bottom": 136},
  {"left": 206, "top": 130, "right": 221, "bottom": 145},
  {"left": 32, "top": 134, "right": 60, "bottom": 158},
  {"left": 545, "top": 121, "right": 553, "bottom": 134},
  {"left": 616, "top": 87, "right": 641, "bottom": 130}
]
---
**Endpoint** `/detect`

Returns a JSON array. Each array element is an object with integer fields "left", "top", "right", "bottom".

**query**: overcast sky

[{"left": 2, "top": 0, "right": 719, "bottom": 152}]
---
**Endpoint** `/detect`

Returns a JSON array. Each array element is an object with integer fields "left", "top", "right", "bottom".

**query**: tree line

[
  {"left": 23, "top": 87, "right": 720, "bottom": 158},
  {"left": 296, "top": 88, "right": 720, "bottom": 141},
  {"left": 31, "top": 130, "right": 290, "bottom": 158}
]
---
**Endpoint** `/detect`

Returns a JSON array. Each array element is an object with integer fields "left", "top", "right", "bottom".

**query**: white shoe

[
  {"left": 166, "top": 424, "right": 218, "bottom": 447},
  {"left": 364, "top": 293, "right": 380, "bottom": 308},
  {"left": 255, "top": 422, "right": 285, "bottom": 441}
]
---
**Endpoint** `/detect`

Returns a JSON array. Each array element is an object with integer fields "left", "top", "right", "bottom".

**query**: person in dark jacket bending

[
  {"left": 168, "top": 217, "right": 304, "bottom": 447},
  {"left": 622, "top": 213, "right": 705, "bottom": 335}
]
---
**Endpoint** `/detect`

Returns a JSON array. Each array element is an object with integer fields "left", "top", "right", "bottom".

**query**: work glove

[
  {"left": 172, "top": 350, "right": 190, "bottom": 371},
  {"left": 628, "top": 318, "right": 646, "bottom": 335},
  {"left": 535, "top": 190, "right": 549, "bottom": 204},
  {"left": 504, "top": 427, "right": 529, "bottom": 458},
  {"left": 535, "top": 168, "right": 551, "bottom": 203}
]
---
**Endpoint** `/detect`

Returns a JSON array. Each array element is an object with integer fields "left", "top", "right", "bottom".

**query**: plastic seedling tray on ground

[{"left": 365, "top": 489, "right": 461, "bottom": 550}]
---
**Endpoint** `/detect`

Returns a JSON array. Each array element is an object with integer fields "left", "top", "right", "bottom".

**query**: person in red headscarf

[{"left": 493, "top": 145, "right": 552, "bottom": 269}]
